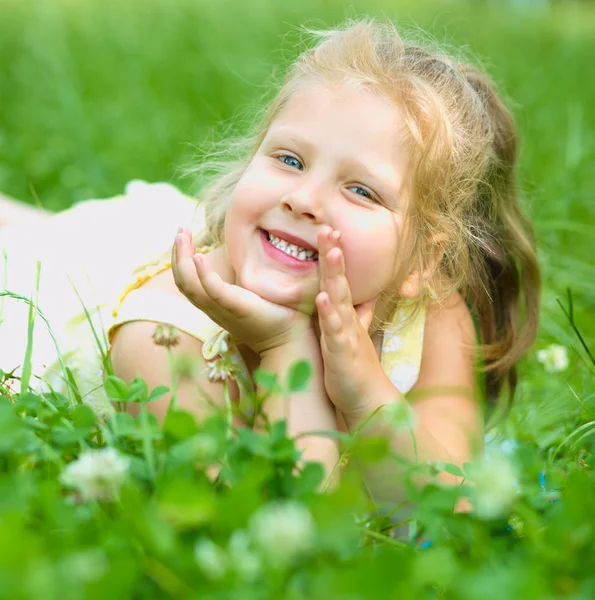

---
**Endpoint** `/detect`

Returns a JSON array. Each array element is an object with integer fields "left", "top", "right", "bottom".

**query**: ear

[
  {"left": 398, "top": 234, "right": 447, "bottom": 300},
  {"left": 398, "top": 271, "right": 421, "bottom": 299}
]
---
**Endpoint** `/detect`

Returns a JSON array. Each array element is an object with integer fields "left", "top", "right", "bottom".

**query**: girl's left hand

[{"left": 315, "top": 227, "right": 386, "bottom": 417}]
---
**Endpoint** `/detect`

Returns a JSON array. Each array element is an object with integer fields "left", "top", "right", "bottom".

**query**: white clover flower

[
  {"left": 248, "top": 500, "right": 315, "bottom": 568},
  {"left": 228, "top": 530, "right": 261, "bottom": 582},
  {"left": 60, "top": 447, "right": 130, "bottom": 502},
  {"left": 194, "top": 537, "right": 228, "bottom": 580},
  {"left": 204, "top": 357, "right": 237, "bottom": 383},
  {"left": 471, "top": 454, "right": 519, "bottom": 520},
  {"left": 536, "top": 344, "right": 569, "bottom": 373},
  {"left": 152, "top": 323, "right": 180, "bottom": 348}
]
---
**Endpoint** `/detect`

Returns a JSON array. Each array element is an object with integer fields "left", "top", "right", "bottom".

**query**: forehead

[{"left": 267, "top": 82, "right": 410, "bottom": 188}]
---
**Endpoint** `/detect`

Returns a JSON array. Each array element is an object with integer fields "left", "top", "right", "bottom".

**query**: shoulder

[
  {"left": 109, "top": 268, "right": 241, "bottom": 422},
  {"left": 110, "top": 268, "right": 201, "bottom": 383},
  {"left": 110, "top": 266, "right": 202, "bottom": 354},
  {"left": 415, "top": 292, "right": 476, "bottom": 390},
  {"left": 109, "top": 243, "right": 236, "bottom": 383},
  {"left": 109, "top": 268, "right": 205, "bottom": 372},
  {"left": 424, "top": 292, "right": 475, "bottom": 346}
]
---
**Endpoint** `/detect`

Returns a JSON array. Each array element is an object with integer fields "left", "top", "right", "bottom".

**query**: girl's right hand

[{"left": 172, "top": 228, "right": 314, "bottom": 356}]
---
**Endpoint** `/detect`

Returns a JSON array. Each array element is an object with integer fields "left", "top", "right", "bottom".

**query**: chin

[{"left": 240, "top": 270, "right": 318, "bottom": 313}]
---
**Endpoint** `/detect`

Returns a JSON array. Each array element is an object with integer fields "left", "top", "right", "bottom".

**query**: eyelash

[{"left": 276, "top": 154, "right": 378, "bottom": 203}]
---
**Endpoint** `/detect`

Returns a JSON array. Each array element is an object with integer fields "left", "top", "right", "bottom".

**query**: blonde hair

[{"left": 188, "top": 18, "right": 540, "bottom": 404}]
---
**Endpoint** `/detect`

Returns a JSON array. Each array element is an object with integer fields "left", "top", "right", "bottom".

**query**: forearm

[
  {"left": 258, "top": 330, "right": 339, "bottom": 478},
  {"left": 343, "top": 376, "right": 481, "bottom": 508}
]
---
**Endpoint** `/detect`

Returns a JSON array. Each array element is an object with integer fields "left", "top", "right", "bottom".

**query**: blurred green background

[{"left": 1, "top": 0, "right": 594, "bottom": 437}]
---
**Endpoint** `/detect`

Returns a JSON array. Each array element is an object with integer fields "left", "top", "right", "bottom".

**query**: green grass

[{"left": 1, "top": 0, "right": 594, "bottom": 442}]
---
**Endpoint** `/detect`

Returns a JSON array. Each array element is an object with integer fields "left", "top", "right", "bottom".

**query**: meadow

[
  {"left": 1, "top": 0, "right": 595, "bottom": 597},
  {"left": 3, "top": 0, "right": 595, "bottom": 441}
]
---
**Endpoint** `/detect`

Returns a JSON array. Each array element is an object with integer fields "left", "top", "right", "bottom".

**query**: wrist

[
  {"left": 258, "top": 326, "right": 320, "bottom": 361},
  {"left": 342, "top": 376, "right": 403, "bottom": 431}
]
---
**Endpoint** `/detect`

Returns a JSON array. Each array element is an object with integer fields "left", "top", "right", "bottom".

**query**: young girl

[{"left": 0, "top": 20, "right": 540, "bottom": 506}]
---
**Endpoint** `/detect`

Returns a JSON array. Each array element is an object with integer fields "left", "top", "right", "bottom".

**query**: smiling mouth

[{"left": 264, "top": 230, "right": 319, "bottom": 262}]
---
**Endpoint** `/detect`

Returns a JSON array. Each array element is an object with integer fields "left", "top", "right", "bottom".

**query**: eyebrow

[{"left": 265, "top": 127, "right": 401, "bottom": 201}]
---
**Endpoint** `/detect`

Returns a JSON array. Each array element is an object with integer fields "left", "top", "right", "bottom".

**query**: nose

[{"left": 280, "top": 180, "right": 326, "bottom": 223}]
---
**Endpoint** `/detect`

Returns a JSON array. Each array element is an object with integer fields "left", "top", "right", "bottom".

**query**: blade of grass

[
  {"left": 1, "top": 290, "right": 78, "bottom": 405},
  {"left": 321, "top": 403, "right": 386, "bottom": 493},
  {"left": 139, "top": 405, "right": 157, "bottom": 484},
  {"left": 363, "top": 528, "right": 409, "bottom": 549},
  {"left": 549, "top": 419, "right": 595, "bottom": 463},
  {"left": 68, "top": 275, "right": 114, "bottom": 378},
  {"left": 0, "top": 249, "right": 7, "bottom": 327},
  {"left": 557, "top": 289, "right": 595, "bottom": 368},
  {"left": 18, "top": 262, "right": 41, "bottom": 394}
]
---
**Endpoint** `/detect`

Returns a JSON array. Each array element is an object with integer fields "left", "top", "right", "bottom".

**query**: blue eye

[
  {"left": 351, "top": 186, "right": 369, "bottom": 197},
  {"left": 350, "top": 186, "right": 375, "bottom": 201},
  {"left": 279, "top": 155, "right": 303, "bottom": 170}
]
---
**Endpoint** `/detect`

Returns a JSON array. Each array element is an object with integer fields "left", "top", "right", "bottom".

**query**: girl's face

[{"left": 224, "top": 83, "right": 410, "bottom": 310}]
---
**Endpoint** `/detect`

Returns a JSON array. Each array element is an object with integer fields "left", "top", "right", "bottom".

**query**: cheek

[
  {"left": 340, "top": 217, "right": 402, "bottom": 301},
  {"left": 233, "top": 160, "right": 285, "bottom": 209},
  {"left": 223, "top": 197, "right": 247, "bottom": 271},
  {"left": 224, "top": 164, "right": 284, "bottom": 263},
  {"left": 224, "top": 171, "right": 266, "bottom": 241}
]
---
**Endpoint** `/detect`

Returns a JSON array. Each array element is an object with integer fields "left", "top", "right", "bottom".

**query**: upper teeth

[{"left": 267, "top": 232, "right": 318, "bottom": 261}]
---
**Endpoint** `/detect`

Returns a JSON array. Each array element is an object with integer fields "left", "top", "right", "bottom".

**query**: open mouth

[
  {"left": 259, "top": 229, "right": 319, "bottom": 270},
  {"left": 263, "top": 230, "right": 319, "bottom": 262}
]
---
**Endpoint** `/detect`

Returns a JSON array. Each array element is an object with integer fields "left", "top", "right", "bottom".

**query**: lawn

[{"left": 2, "top": 0, "right": 594, "bottom": 440}]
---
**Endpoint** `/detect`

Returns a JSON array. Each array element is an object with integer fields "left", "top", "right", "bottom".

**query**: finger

[
  {"left": 192, "top": 254, "right": 227, "bottom": 304},
  {"left": 171, "top": 232, "right": 205, "bottom": 307},
  {"left": 317, "top": 226, "right": 334, "bottom": 293},
  {"left": 324, "top": 246, "right": 352, "bottom": 309},
  {"left": 317, "top": 230, "right": 355, "bottom": 329},
  {"left": 179, "top": 226, "right": 196, "bottom": 254},
  {"left": 316, "top": 292, "right": 351, "bottom": 356},
  {"left": 318, "top": 227, "right": 343, "bottom": 294},
  {"left": 172, "top": 231, "right": 199, "bottom": 293},
  {"left": 194, "top": 254, "right": 277, "bottom": 320},
  {"left": 172, "top": 228, "right": 193, "bottom": 260},
  {"left": 316, "top": 292, "right": 344, "bottom": 337}
]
